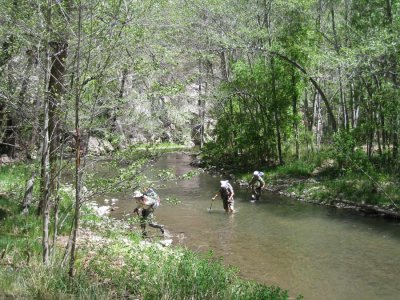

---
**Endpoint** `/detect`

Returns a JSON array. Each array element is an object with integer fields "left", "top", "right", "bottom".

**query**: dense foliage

[
  {"left": 202, "top": 0, "right": 400, "bottom": 172},
  {"left": 1, "top": 1, "right": 399, "bottom": 168}
]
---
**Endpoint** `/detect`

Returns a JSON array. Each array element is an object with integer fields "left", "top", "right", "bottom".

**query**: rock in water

[{"left": 159, "top": 239, "right": 173, "bottom": 247}]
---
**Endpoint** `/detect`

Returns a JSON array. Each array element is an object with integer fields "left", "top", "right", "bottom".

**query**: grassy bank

[
  {"left": 0, "top": 163, "right": 292, "bottom": 300},
  {"left": 233, "top": 153, "right": 400, "bottom": 216}
]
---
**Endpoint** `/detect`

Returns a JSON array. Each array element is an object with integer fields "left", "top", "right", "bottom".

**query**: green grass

[
  {"left": 278, "top": 172, "right": 399, "bottom": 207},
  {"left": 82, "top": 234, "right": 290, "bottom": 300},
  {"left": 0, "top": 205, "right": 291, "bottom": 299},
  {"left": 273, "top": 160, "right": 316, "bottom": 177},
  {"left": 233, "top": 151, "right": 400, "bottom": 208}
]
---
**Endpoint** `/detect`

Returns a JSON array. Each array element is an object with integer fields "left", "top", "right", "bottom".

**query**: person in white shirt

[{"left": 211, "top": 180, "right": 235, "bottom": 213}]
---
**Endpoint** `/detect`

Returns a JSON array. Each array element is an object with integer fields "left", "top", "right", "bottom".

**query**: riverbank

[
  {"left": 262, "top": 176, "right": 400, "bottom": 219},
  {"left": 194, "top": 157, "right": 400, "bottom": 220}
]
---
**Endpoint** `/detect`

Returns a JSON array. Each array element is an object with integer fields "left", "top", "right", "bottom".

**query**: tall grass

[
  {"left": 0, "top": 251, "right": 113, "bottom": 299},
  {"left": 0, "top": 164, "right": 28, "bottom": 188},
  {"left": 85, "top": 238, "right": 290, "bottom": 300}
]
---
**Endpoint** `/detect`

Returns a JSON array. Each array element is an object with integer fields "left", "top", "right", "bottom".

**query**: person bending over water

[
  {"left": 248, "top": 171, "right": 265, "bottom": 201},
  {"left": 133, "top": 190, "right": 164, "bottom": 237},
  {"left": 212, "top": 180, "right": 235, "bottom": 213}
]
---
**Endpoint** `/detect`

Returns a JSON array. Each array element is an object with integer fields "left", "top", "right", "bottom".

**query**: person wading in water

[
  {"left": 211, "top": 180, "right": 235, "bottom": 213},
  {"left": 248, "top": 171, "right": 265, "bottom": 201},
  {"left": 133, "top": 190, "right": 164, "bottom": 237}
]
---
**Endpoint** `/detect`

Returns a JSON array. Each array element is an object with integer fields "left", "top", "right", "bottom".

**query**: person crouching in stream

[
  {"left": 133, "top": 190, "right": 164, "bottom": 238},
  {"left": 212, "top": 180, "right": 235, "bottom": 213},
  {"left": 248, "top": 171, "right": 265, "bottom": 201}
]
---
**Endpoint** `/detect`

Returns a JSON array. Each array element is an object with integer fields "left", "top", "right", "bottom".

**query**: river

[{"left": 96, "top": 152, "right": 400, "bottom": 300}]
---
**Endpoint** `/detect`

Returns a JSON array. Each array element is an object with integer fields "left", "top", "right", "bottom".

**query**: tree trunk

[
  {"left": 339, "top": 67, "right": 349, "bottom": 130},
  {"left": 315, "top": 94, "right": 323, "bottom": 150},
  {"left": 0, "top": 35, "right": 17, "bottom": 158},
  {"left": 220, "top": 51, "right": 228, "bottom": 81},
  {"left": 198, "top": 58, "right": 206, "bottom": 149},
  {"left": 30, "top": 76, "right": 42, "bottom": 158},
  {"left": 393, "top": 116, "right": 399, "bottom": 159},
  {"left": 40, "top": 0, "right": 70, "bottom": 264},
  {"left": 292, "top": 71, "right": 299, "bottom": 159},
  {"left": 48, "top": 40, "right": 68, "bottom": 194},
  {"left": 69, "top": 3, "right": 82, "bottom": 277},
  {"left": 18, "top": 49, "right": 36, "bottom": 105},
  {"left": 112, "top": 68, "right": 128, "bottom": 149},
  {"left": 270, "top": 57, "right": 283, "bottom": 164},
  {"left": 386, "top": 0, "right": 393, "bottom": 25},
  {"left": 22, "top": 172, "right": 36, "bottom": 215},
  {"left": 40, "top": 81, "right": 51, "bottom": 264},
  {"left": 264, "top": 1, "right": 283, "bottom": 164},
  {"left": 380, "top": 108, "right": 386, "bottom": 151},
  {"left": 375, "top": 111, "right": 382, "bottom": 156},
  {"left": 303, "top": 88, "right": 314, "bottom": 156},
  {"left": 310, "top": 89, "right": 318, "bottom": 131},
  {"left": 20, "top": 49, "right": 38, "bottom": 158}
]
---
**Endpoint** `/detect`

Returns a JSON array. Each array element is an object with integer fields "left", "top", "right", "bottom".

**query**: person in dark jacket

[{"left": 212, "top": 180, "right": 235, "bottom": 213}]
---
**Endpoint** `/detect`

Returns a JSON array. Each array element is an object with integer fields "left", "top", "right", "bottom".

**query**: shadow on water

[{"left": 95, "top": 152, "right": 400, "bottom": 300}]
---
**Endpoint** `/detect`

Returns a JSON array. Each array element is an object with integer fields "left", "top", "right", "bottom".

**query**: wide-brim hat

[
  {"left": 133, "top": 190, "right": 143, "bottom": 198},
  {"left": 220, "top": 180, "right": 229, "bottom": 187}
]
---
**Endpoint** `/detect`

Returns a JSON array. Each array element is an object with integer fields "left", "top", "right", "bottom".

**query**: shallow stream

[{"left": 95, "top": 152, "right": 400, "bottom": 300}]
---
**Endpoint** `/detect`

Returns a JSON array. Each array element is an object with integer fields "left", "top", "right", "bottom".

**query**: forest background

[{"left": 2, "top": 0, "right": 399, "bottom": 207}]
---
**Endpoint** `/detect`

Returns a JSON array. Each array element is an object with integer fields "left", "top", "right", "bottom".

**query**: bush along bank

[
  {"left": 262, "top": 157, "right": 400, "bottom": 219},
  {"left": 0, "top": 163, "right": 293, "bottom": 300},
  {"left": 263, "top": 175, "right": 400, "bottom": 219}
]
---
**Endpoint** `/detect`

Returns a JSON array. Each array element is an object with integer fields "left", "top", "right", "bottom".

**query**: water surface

[{"left": 97, "top": 153, "right": 400, "bottom": 300}]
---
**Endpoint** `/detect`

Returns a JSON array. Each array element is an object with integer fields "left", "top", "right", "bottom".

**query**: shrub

[{"left": 274, "top": 160, "right": 315, "bottom": 177}]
